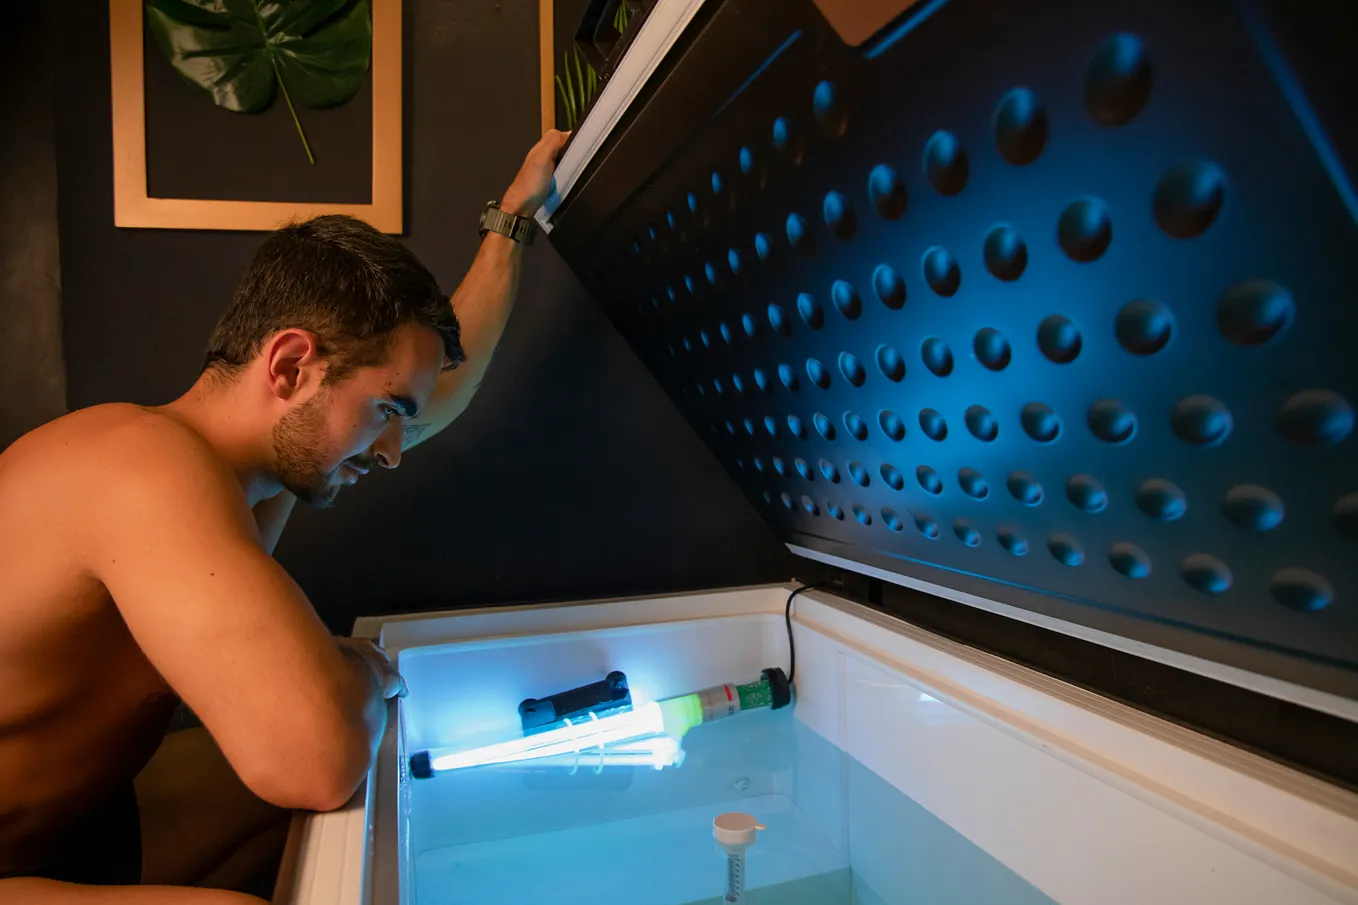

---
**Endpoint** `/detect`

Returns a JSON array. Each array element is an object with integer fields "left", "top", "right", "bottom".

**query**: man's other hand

[
  {"left": 337, "top": 638, "right": 407, "bottom": 700},
  {"left": 500, "top": 129, "right": 570, "bottom": 217}
]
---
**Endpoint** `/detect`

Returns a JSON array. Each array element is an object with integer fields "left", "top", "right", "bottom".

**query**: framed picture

[
  {"left": 541, "top": 0, "right": 642, "bottom": 134},
  {"left": 108, "top": 0, "right": 402, "bottom": 232},
  {"left": 539, "top": 0, "right": 556, "bottom": 134}
]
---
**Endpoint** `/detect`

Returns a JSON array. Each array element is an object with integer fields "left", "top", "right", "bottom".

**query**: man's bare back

[{"left": 0, "top": 406, "right": 188, "bottom": 874}]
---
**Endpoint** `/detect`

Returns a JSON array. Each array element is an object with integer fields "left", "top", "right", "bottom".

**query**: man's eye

[{"left": 381, "top": 405, "right": 399, "bottom": 422}]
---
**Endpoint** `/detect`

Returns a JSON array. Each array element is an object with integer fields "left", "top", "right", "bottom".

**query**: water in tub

[{"left": 401, "top": 706, "right": 1053, "bottom": 904}]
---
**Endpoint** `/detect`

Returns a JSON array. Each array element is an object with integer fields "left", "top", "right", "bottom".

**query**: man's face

[{"left": 271, "top": 325, "right": 444, "bottom": 506}]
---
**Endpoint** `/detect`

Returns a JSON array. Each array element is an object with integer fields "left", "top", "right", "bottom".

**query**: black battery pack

[{"left": 519, "top": 670, "right": 631, "bottom": 734}]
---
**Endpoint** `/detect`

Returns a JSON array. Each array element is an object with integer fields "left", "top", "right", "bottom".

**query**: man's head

[{"left": 204, "top": 215, "right": 464, "bottom": 506}]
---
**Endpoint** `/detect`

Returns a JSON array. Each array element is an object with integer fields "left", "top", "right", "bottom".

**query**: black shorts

[{"left": 5, "top": 784, "right": 142, "bottom": 885}]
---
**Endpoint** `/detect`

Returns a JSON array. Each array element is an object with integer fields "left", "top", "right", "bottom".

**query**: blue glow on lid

[
  {"left": 806, "top": 358, "right": 829, "bottom": 389},
  {"left": 813, "top": 80, "right": 837, "bottom": 120},
  {"left": 755, "top": 233, "right": 773, "bottom": 262},
  {"left": 823, "top": 191, "right": 849, "bottom": 229},
  {"left": 819, "top": 458, "right": 840, "bottom": 482},
  {"left": 768, "top": 304, "right": 789, "bottom": 334},
  {"left": 814, "top": 413, "right": 835, "bottom": 441},
  {"left": 772, "top": 117, "right": 790, "bottom": 149}
]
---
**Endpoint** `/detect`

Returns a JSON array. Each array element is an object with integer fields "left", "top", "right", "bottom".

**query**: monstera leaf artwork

[{"left": 145, "top": 0, "right": 373, "bottom": 164}]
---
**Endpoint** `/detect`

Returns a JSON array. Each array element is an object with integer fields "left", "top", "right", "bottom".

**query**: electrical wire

[{"left": 785, "top": 583, "right": 825, "bottom": 685}]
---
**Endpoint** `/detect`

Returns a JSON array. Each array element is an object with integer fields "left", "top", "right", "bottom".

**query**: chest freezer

[
  {"left": 273, "top": 585, "right": 1358, "bottom": 905},
  {"left": 275, "top": 0, "right": 1358, "bottom": 900}
]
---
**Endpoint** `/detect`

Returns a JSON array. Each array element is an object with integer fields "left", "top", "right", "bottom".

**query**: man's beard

[{"left": 272, "top": 394, "right": 342, "bottom": 507}]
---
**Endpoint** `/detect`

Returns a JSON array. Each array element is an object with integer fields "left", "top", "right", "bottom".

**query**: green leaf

[
  {"left": 146, "top": 0, "right": 370, "bottom": 111},
  {"left": 564, "top": 51, "right": 579, "bottom": 127},
  {"left": 571, "top": 56, "right": 580, "bottom": 125},
  {"left": 555, "top": 74, "right": 573, "bottom": 130},
  {"left": 571, "top": 48, "right": 585, "bottom": 116},
  {"left": 144, "top": 0, "right": 372, "bottom": 161}
]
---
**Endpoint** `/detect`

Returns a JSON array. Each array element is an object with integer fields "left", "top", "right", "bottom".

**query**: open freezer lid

[{"left": 537, "top": 0, "right": 1358, "bottom": 717}]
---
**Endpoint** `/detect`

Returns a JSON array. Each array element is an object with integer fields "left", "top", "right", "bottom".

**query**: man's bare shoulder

[
  {"left": 7, "top": 403, "right": 217, "bottom": 471},
  {"left": 1, "top": 404, "right": 252, "bottom": 531}
]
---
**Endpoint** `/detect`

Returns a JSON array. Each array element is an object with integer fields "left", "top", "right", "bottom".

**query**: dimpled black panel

[{"left": 551, "top": 0, "right": 1358, "bottom": 682}]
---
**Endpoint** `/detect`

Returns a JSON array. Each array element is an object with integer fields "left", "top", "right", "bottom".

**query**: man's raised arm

[{"left": 401, "top": 129, "right": 569, "bottom": 450}]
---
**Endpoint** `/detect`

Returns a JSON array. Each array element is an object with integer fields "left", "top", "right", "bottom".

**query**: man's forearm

[
  {"left": 454, "top": 230, "right": 525, "bottom": 375},
  {"left": 401, "top": 130, "right": 567, "bottom": 449},
  {"left": 333, "top": 640, "right": 395, "bottom": 786},
  {"left": 403, "top": 229, "right": 524, "bottom": 449}
]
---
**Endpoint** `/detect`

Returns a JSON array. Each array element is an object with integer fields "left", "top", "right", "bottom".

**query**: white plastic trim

[
  {"left": 790, "top": 543, "right": 1358, "bottom": 724},
  {"left": 357, "top": 583, "right": 789, "bottom": 655},
  {"left": 271, "top": 784, "right": 371, "bottom": 905}
]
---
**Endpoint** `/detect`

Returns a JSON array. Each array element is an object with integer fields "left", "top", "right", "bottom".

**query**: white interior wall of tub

[
  {"left": 282, "top": 585, "right": 1358, "bottom": 905},
  {"left": 789, "top": 590, "right": 1358, "bottom": 905},
  {"left": 363, "top": 584, "right": 791, "bottom": 658}
]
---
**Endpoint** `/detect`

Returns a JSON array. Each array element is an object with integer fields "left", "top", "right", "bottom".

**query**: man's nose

[{"left": 373, "top": 420, "right": 403, "bottom": 470}]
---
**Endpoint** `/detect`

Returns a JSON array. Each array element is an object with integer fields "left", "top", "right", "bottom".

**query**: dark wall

[
  {"left": 0, "top": 6, "right": 67, "bottom": 448},
  {"left": 52, "top": 0, "right": 795, "bottom": 631}
]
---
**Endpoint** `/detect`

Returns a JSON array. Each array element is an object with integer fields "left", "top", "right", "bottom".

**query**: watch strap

[{"left": 481, "top": 204, "right": 537, "bottom": 246}]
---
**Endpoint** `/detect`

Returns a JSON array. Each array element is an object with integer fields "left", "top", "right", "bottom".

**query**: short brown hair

[{"left": 204, "top": 215, "right": 464, "bottom": 381}]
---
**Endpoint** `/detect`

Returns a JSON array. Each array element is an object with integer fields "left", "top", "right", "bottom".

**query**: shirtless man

[{"left": 0, "top": 129, "right": 568, "bottom": 903}]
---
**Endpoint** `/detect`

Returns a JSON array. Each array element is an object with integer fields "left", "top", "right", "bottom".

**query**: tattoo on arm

[{"left": 403, "top": 422, "right": 430, "bottom": 444}]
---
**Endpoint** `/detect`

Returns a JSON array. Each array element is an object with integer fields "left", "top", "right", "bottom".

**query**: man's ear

[{"left": 262, "top": 329, "right": 325, "bottom": 400}]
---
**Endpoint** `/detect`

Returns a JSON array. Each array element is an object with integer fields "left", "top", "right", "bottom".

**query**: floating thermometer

[{"left": 714, "top": 812, "right": 765, "bottom": 904}]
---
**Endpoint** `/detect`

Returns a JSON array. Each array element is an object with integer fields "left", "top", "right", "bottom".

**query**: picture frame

[
  {"left": 541, "top": 0, "right": 643, "bottom": 135},
  {"left": 540, "top": 0, "right": 555, "bottom": 135},
  {"left": 108, "top": 0, "right": 403, "bottom": 233}
]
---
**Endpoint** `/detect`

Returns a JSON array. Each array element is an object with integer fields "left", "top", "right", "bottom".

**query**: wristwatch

[{"left": 479, "top": 201, "right": 537, "bottom": 245}]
